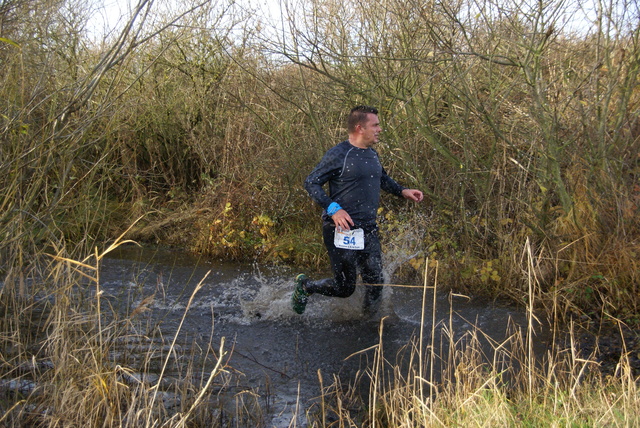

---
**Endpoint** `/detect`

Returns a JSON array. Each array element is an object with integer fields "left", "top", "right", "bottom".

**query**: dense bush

[{"left": 0, "top": 0, "right": 638, "bottom": 319}]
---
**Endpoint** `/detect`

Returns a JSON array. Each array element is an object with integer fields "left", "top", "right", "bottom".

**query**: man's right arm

[
  {"left": 303, "top": 148, "right": 340, "bottom": 210},
  {"left": 304, "top": 146, "right": 355, "bottom": 230}
]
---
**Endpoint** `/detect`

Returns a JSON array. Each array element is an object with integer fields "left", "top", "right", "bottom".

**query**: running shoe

[{"left": 291, "top": 274, "right": 310, "bottom": 314}]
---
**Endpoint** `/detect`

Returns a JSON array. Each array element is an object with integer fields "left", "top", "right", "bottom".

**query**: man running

[{"left": 292, "top": 105, "right": 424, "bottom": 316}]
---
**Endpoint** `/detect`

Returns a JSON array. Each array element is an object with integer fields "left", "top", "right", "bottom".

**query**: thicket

[
  {"left": 1, "top": 0, "right": 639, "bottom": 318},
  {"left": 0, "top": 0, "right": 639, "bottom": 425}
]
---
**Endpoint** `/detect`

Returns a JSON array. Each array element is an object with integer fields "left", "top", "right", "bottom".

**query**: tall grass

[
  {"left": 0, "top": 233, "right": 260, "bottom": 427},
  {"left": 1, "top": 235, "right": 637, "bottom": 426},
  {"left": 305, "top": 254, "right": 640, "bottom": 427}
]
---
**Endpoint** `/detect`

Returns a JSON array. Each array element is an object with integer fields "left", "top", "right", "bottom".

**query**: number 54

[{"left": 343, "top": 236, "right": 356, "bottom": 246}]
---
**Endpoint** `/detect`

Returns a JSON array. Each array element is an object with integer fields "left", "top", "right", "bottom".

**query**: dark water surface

[{"left": 99, "top": 245, "right": 551, "bottom": 426}]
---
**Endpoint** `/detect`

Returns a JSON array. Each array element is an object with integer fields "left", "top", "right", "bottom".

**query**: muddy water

[{"left": 99, "top": 245, "right": 551, "bottom": 427}]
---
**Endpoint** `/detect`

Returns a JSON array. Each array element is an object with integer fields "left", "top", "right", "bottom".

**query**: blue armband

[{"left": 327, "top": 202, "right": 342, "bottom": 216}]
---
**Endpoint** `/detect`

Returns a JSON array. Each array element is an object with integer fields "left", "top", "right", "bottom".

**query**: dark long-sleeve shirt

[{"left": 304, "top": 140, "right": 405, "bottom": 229}]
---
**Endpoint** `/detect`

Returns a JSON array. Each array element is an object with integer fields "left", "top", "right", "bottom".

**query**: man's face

[{"left": 359, "top": 113, "right": 382, "bottom": 147}]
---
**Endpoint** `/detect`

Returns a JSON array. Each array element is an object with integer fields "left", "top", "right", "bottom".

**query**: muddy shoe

[{"left": 291, "top": 274, "right": 311, "bottom": 314}]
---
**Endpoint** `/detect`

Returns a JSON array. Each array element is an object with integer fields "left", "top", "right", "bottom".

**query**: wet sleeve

[
  {"left": 373, "top": 149, "right": 405, "bottom": 197},
  {"left": 304, "top": 148, "right": 342, "bottom": 209},
  {"left": 380, "top": 167, "right": 406, "bottom": 197}
]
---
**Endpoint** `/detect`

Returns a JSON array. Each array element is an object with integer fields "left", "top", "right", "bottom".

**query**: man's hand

[
  {"left": 332, "top": 209, "right": 355, "bottom": 230},
  {"left": 402, "top": 188, "right": 424, "bottom": 202}
]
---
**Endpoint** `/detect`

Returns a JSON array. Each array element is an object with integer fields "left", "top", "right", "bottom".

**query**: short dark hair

[{"left": 347, "top": 105, "right": 378, "bottom": 133}]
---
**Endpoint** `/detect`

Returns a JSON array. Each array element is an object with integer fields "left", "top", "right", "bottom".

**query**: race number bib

[{"left": 334, "top": 227, "right": 365, "bottom": 250}]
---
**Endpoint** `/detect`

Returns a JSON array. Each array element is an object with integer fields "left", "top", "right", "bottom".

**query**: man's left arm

[{"left": 380, "top": 168, "right": 423, "bottom": 202}]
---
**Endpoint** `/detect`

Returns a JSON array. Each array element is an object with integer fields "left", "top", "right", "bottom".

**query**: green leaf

[{"left": 0, "top": 37, "right": 20, "bottom": 48}]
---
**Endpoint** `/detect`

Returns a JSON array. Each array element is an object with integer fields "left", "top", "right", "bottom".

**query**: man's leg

[
  {"left": 292, "top": 224, "right": 359, "bottom": 314},
  {"left": 360, "top": 229, "right": 384, "bottom": 315},
  {"left": 304, "top": 223, "right": 358, "bottom": 298}
]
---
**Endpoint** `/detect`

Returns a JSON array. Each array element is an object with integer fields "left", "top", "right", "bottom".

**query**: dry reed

[{"left": 305, "top": 250, "right": 640, "bottom": 427}]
